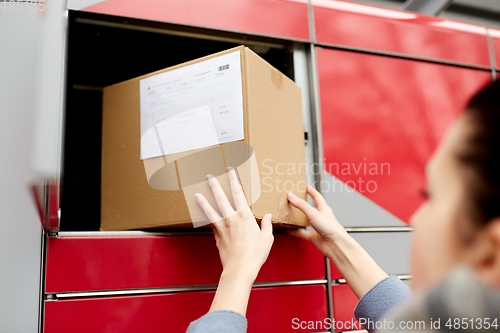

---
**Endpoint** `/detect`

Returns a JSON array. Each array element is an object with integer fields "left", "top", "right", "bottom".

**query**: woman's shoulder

[{"left": 381, "top": 267, "right": 500, "bottom": 332}]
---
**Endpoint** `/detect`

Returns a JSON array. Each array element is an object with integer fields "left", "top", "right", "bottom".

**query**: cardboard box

[{"left": 101, "top": 46, "right": 307, "bottom": 230}]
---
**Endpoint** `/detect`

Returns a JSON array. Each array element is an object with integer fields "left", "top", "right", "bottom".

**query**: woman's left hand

[{"left": 195, "top": 167, "right": 274, "bottom": 315}]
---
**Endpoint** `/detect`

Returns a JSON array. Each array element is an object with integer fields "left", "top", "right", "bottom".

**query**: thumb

[
  {"left": 260, "top": 213, "right": 273, "bottom": 235},
  {"left": 287, "top": 192, "right": 319, "bottom": 221}
]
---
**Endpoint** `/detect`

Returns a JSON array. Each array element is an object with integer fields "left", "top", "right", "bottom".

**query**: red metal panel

[
  {"left": 82, "top": 0, "right": 310, "bottom": 41},
  {"left": 247, "top": 285, "right": 328, "bottom": 332},
  {"left": 317, "top": 47, "right": 491, "bottom": 223},
  {"left": 332, "top": 284, "right": 361, "bottom": 332},
  {"left": 313, "top": 0, "right": 491, "bottom": 67},
  {"left": 46, "top": 234, "right": 325, "bottom": 293},
  {"left": 44, "top": 285, "right": 328, "bottom": 332},
  {"left": 490, "top": 29, "right": 500, "bottom": 70}
]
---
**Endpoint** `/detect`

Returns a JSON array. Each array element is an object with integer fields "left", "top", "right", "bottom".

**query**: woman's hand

[
  {"left": 195, "top": 167, "right": 274, "bottom": 315},
  {"left": 286, "top": 185, "right": 349, "bottom": 258},
  {"left": 287, "top": 185, "right": 388, "bottom": 299}
]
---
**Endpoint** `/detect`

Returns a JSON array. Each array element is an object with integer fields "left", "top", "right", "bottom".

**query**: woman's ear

[{"left": 470, "top": 218, "right": 500, "bottom": 288}]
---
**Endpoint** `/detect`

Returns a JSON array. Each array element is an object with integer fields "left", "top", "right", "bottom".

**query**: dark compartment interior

[{"left": 60, "top": 11, "right": 295, "bottom": 231}]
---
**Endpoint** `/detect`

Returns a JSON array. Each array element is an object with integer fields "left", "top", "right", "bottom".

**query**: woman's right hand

[
  {"left": 286, "top": 185, "right": 349, "bottom": 258},
  {"left": 287, "top": 185, "right": 388, "bottom": 298}
]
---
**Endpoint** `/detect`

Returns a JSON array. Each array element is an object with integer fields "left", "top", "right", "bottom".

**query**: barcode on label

[{"left": 218, "top": 64, "right": 230, "bottom": 71}]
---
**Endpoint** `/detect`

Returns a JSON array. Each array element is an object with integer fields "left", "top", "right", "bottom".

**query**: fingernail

[
  {"left": 206, "top": 174, "right": 214, "bottom": 180},
  {"left": 227, "top": 166, "right": 234, "bottom": 172},
  {"left": 288, "top": 192, "right": 296, "bottom": 200},
  {"left": 265, "top": 213, "right": 272, "bottom": 219},
  {"left": 194, "top": 193, "right": 201, "bottom": 199}
]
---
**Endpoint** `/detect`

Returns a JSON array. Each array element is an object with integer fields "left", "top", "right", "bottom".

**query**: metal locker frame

[{"left": 2, "top": 0, "right": 498, "bottom": 332}]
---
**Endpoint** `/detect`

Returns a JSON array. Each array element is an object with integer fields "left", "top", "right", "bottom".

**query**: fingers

[
  {"left": 195, "top": 192, "right": 223, "bottom": 223},
  {"left": 307, "top": 185, "right": 331, "bottom": 213},
  {"left": 227, "top": 167, "right": 248, "bottom": 212},
  {"left": 287, "top": 192, "right": 319, "bottom": 220},
  {"left": 260, "top": 213, "right": 273, "bottom": 235},
  {"left": 206, "top": 174, "right": 235, "bottom": 218},
  {"left": 286, "top": 228, "right": 314, "bottom": 242}
]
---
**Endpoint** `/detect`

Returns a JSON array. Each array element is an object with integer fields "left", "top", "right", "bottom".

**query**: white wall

[{"left": 0, "top": 8, "right": 43, "bottom": 333}]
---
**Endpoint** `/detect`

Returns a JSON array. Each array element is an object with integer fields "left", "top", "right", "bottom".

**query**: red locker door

[
  {"left": 312, "top": 0, "right": 491, "bottom": 67},
  {"left": 45, "top": 234, "right": 325, "bottom": 293},
  {"left": 332, "top": 284, "right": 360, "bottom": 332},
  {"left": 76, "top": 0, "right": 310, "bottom": 41},
  {"left": 44, "top": 284, "right": 328, "bottom": 332},
  {"left": 316, "top": 47, "right": 492, "bottom": 224}
]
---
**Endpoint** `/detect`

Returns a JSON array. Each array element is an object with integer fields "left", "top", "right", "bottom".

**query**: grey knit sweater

[
  {"left": 187, "top": 267, "right": 500, "bottom": 332},
  {"left": 380, "top": 267, "right": 500, "bottom": 333}
]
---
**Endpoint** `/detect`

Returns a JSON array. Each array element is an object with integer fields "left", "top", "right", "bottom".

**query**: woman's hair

[{"left": 458, "top": 79, "right": 500, "bottom": 226}]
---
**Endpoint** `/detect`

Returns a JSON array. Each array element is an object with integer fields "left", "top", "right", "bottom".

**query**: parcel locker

[{"left": 2, "top": 1, "right": 499, "bottom": 332}]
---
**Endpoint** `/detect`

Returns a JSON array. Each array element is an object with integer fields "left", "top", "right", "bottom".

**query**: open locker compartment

[{"left": 60, "top": 11, "right": 296, "bottom": 232}]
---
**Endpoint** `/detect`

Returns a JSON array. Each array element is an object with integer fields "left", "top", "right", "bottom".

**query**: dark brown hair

[{"left": 458, "top": 79, "right": 500, "bottom": 226}]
